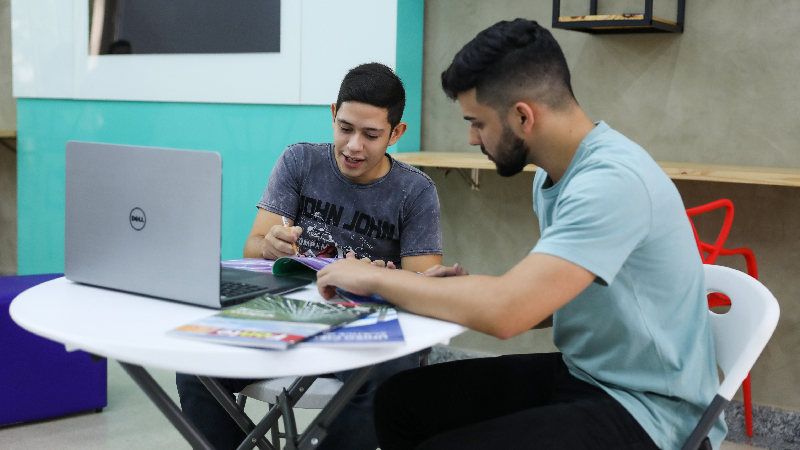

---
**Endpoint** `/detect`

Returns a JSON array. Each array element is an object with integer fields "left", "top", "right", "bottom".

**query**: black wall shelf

[{"left": 552, "top": 0, "right": 684, "bottom": 34}]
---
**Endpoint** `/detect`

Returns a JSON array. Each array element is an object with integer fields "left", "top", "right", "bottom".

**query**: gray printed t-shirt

[{"left": 258, "top": 143, "right": 442, "bottom": 267}]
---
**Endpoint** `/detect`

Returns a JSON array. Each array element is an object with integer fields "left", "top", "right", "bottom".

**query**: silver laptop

[{"left": 64, "top": 141, "right": 310, "bottom": 308}]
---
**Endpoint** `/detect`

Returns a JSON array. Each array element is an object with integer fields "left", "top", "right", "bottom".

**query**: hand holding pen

[
  {"left": 282, "top": 216, "right": 301, "bottom": 257},
  {"left": 259, "top": 215, "right": 303, "bottom": 260}
]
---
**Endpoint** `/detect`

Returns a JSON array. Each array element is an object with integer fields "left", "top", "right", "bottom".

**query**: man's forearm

[
  {"left": 243, "top": 235, "right": 264, "bottom": 259},
  {"left": 400, "top": 254, "right": 443, "bottom": 273},
  {"left": 371, "top": 271, "right": 546, "bottom": 339},
  {"left": 318, "top": 253, "right": 592, "bottom": 340}
]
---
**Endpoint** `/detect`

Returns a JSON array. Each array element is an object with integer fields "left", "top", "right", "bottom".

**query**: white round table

[{"left": 10, "top": 277, "right": 465, "bottom": 450}]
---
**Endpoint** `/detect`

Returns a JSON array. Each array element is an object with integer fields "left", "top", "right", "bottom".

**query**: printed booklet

[
  {"left": 169, "top": 294, "right": 379, "bottom": 350},
  {"left": 304, "top": 306, "right": 404, "bottom": 347}
]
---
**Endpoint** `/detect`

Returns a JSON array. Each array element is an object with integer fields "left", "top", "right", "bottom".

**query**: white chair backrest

[{"left": 703, "top": 265, "right": 780, "bottom": 400}]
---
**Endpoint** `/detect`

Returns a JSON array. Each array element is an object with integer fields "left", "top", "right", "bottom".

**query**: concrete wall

[
  {"left": 0, "top": 0, "right": 12, "bottom": 130},
  {"left": 1, "top": 0, "right": 17, "bottom": 275},
  {"left": 422, "top": 0, "right": 800, "bottom": 413}
]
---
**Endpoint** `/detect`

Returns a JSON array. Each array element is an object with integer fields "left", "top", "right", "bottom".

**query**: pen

[{"left": 282, "top": 216, "right": 301, "bottom": 257}]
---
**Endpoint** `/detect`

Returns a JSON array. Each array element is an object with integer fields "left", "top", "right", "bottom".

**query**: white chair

[
  {"left": 236, "top": 349, "right": 431, "bottom": 450},
  {"left": 681, "top": 265, "right": 780, "bottom": 450}
]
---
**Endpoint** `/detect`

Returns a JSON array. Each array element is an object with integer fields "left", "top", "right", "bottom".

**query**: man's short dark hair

[
  {"left": 336, "top": 63, "right": 406, "bottom": 130},
  {"left": 441, "top": 19, "right": 575, "bottom": 112}
]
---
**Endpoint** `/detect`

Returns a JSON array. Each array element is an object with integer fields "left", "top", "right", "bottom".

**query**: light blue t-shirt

[{"left": 532, "top": 122, "right": 727, "bottom": 450}]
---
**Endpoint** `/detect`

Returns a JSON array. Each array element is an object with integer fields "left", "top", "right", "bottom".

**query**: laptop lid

[{"left": 66, "top": 141, "right": 225, "bottom": 307}]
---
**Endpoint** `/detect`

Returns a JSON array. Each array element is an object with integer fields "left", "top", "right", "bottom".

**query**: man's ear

[
  {"left": 387, "top": 122, "right": 408, "bottom": 146},
  {"left": 509, "top": 102, "right": 535, "bottom": 135},
  {"left": 331, "top": 103, "right": 337, "bottom": 122}
]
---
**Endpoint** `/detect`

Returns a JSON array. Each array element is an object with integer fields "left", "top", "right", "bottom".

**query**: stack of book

[{"left": 173, "top": 257, "right": 405, "bottom": 350}]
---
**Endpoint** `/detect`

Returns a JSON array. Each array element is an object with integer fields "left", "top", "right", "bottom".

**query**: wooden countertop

[{"left": 392, "top": 152, "right": 800, "bottom": 187}]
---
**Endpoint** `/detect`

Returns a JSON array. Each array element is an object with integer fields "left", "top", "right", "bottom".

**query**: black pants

[{"left": 374, "top": 353, "right": 660, "bottom": 450}]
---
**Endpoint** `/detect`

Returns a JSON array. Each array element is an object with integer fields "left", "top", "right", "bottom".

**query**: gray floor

[{"left": 0, "top": 360, "right": 768, "bottom": 449}]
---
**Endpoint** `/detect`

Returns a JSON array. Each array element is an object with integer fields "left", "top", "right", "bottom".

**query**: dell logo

[{"left": 129, "top": 207, "right": 146, "bottom": 230}]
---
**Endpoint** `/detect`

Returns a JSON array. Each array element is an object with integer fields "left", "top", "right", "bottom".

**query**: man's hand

[
  {"left": 245, "top": 210, "right": 307, "bottom": 260},
  {"left": 317, "top": 258, "right": 383, "bottom": 300},
  {"left": 345, "top": 252, "right": 397, "bottom": 269},
  {"left": 424, "top": 263, "right": 469, "bottom": 277},
  {"left": 261, "top": 224, "right": 303, "bottom": 260}
]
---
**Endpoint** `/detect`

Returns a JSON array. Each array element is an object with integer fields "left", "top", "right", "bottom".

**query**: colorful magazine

[
  {"left": 221, "top": 258, "right": 275, "bottom": 274},
  {"left": 303, "top": 306, "right": 404, "bottom": 347},
  {"left": 168, "top": 294, "right": 379, "bottom": 350}
]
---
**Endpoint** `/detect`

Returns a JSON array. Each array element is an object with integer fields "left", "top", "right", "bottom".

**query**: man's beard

[{"left": 482, "top": 125, "right": 530, "bottom": 177}]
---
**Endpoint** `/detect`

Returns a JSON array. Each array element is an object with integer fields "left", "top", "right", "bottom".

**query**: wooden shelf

[
  {"left": 0, "top": 130, "right": 17, "bottom": 153},
  {"left": 657, "top": 162, "right": 800, "bottom": 187},
  {"left": 558, "top": 14, "right": 671, "bottom": 23},
  {"left": 552, "top": 0, "right": 684, "bottom": 34},
  {"left": 553, "top": 14, "right": 681, "bottom": 33},
  {"left": 392, "top": 152, "right": 800, "bottom": 188},
  {"left": 394, "top": 152, "right": 538, "bottom": 173}
]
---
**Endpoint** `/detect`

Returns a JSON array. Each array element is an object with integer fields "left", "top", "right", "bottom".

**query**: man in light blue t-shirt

[{"left": 316, "top": 19, "right": 726, "bottom": 450}]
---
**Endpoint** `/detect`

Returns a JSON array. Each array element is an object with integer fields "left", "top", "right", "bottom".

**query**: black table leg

[
  {"left": 120, "top": 361, "right": 376, "bottom": 450},
  {"left": 236, "top": 376, "right": 319, "bottom": 450},
  {"left": 119, "top": 362, "right": 215, "bottom": 450},
  {"left": 198, "top": 376, "right": 277, "bottom": 450},
  {"left": 237, "top": 366, "right": 376, "bottom": 450},
  {"left": 295, "top": 366, "right": 375, "bottom": 450}
]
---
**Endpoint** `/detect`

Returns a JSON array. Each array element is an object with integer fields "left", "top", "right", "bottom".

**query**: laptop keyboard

[{"left": 219, "top": 281, "right": 267, "bottom": 306}]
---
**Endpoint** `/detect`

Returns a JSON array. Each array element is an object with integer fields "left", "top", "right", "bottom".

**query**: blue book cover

[{"left": 303, "top": 307, "right": 404, "bottom": 347}]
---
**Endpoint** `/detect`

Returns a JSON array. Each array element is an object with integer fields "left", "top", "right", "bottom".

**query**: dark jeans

[
  {"left": 374, "top": 353, "right": 660, "bottom": 450},
  {"left": 176, "top": 352, "right": 419, "bottom": 450}
]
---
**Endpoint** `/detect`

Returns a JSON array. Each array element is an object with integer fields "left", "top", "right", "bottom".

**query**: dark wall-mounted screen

[{"left": 89, "top": 0, "right": 280, "bottom": 55}]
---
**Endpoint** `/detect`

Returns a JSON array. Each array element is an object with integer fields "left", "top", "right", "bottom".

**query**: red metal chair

[{"left": 686, "top": 199, "right": 758, "bottom": 437}]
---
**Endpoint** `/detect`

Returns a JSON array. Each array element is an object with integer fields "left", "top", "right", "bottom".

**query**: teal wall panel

[
  {"left": 394, "top": 0, "right": 425, "bottom": 154},
  {"left": 17, "top": 99, "right": 330, "bottom": 274}
]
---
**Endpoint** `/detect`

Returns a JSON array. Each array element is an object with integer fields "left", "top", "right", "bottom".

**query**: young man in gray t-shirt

[
  {"left": 243, "top": 84, "right": 442, "bottom": 272},
  {"left": 177, "top": 63, "right": 443, "bottom": 450},
  {"left": 249, "top": 141, "right": 442, "bottom": 267}
]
